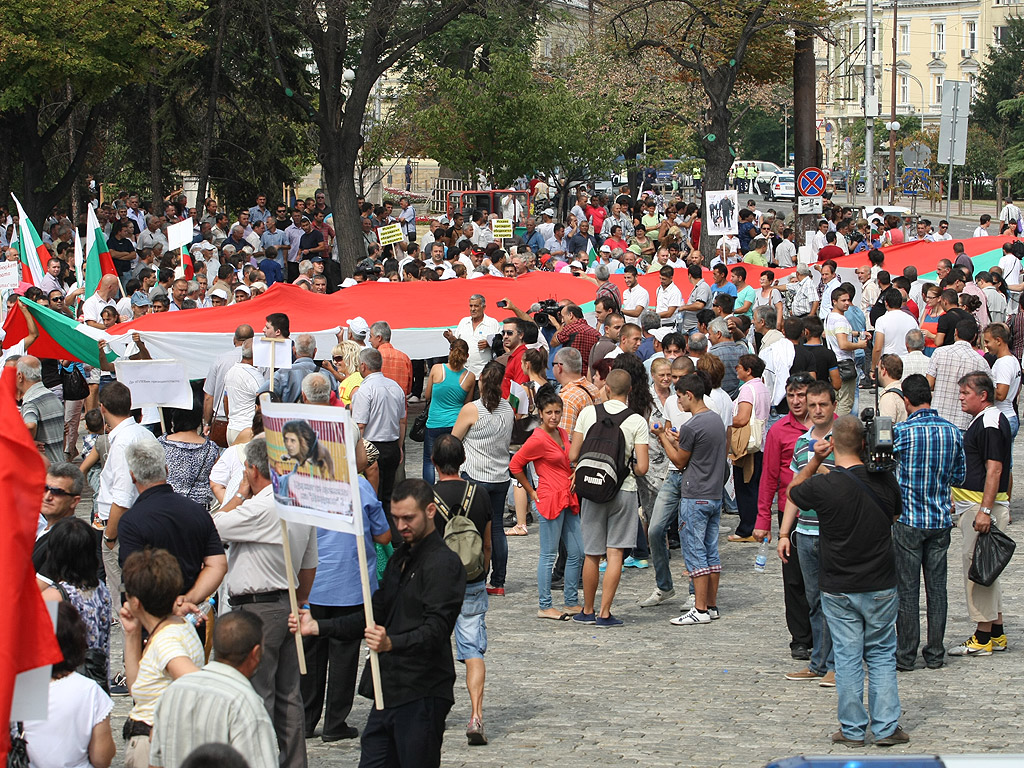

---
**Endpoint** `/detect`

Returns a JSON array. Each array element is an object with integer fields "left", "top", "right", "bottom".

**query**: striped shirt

[
  {"left": 893, "top": 407, "right": 966, "bottom": 529},
  {"left": 21, "top": 382, "right": 66, "bottom": 465},
  {"left": 926, "top": 341, "right": 991, "bottom": 430},
  {"left": 377, "top": 342, "right": 413, "bottom": 396},
  {"left": 461, "top": 399, "right": 514, "bottom": 484},
  {"left": 149, "top": 661, "right": 277, "bottom": 768},
  {"left": 789, "top": 428, "right": 835, "bottom": 535},
  {"left": 128, "top": 622, "right": 205, "bottom": 725}
]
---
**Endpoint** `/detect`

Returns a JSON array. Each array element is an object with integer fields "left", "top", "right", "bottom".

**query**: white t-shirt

[
  {"left": 973, "top": 226, "right": 990, "bottom": 238},
  {"left": 573, "top": 399, "right": 649, "bottom": 492},
  {"left": 874, "top": 309, "right": 919, "bottom": 356},
  {"left": 223, "top": 363, "right": 267, "bottom": 434},
  {"left": 656, "top": 283, "right": 683, "bottom": 325},
  {"left": 454, "top": 314, "right": 501, "bottom": 376},
  {"left": 81, "top": 294, "right": 117, "bottom": 324},
  {"left": 991, "top": 355, "right": 1022, "bottom": 421},
  {"left": 706, "top": 387, "right": 735, "bottom": 432},
  {"left": 825, "top": 311, "right": 855, "bottom": 361},
  {"left": 209, "top": 441, "right": 247, "bottom": 500},
  {"left": 24, "top": 673, "right": 113, "bottom": 768},
  {"left": 622, "top": 284, "right": 650, "bottom": 314},
  {"left": 998, "top": 254, "right": 1022, "bottom": 286}
]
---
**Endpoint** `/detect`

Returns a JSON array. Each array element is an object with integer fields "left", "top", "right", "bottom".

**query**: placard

[
  {"left": 253, "top": 336, "right": 293, "bottom": 369},
  {"left": 10, "top": 600, "right": 57, "bottom": 720},
  {"left": 798, "top": 196, "right": 823, "bottom": 215},
  {"left": 113, "top": 358, "right": 192, "bottom": 409},
  {"left": 377, "top": 223, "right": 404, "bottom": 246},
  {"left": 492, "top": 219, "right": 513, "bottom": 239},
  {"left": 261, "top": 399, "right": 364, "bottom": 536},
  {"left": 705, "top": 190, "right": 738, "bottom": 236},
  {"left": 0, "top": 260, "right": 20, "bottom": 292},
  {"left": 167, "top": 218, "right": 196, "bottom": 252}
]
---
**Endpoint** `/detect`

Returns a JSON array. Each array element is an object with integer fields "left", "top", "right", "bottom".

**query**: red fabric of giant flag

[{"left": 0, "top": 367, "right": 63, "bottom": 759}]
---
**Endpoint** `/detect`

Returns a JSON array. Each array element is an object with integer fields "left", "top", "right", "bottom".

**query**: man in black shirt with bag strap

[
  {"left": 290, "top": 479, "right": 465, "bottom": 768},
  {"left": 787, "top": 415, "right": 908, "bottom": 748}
]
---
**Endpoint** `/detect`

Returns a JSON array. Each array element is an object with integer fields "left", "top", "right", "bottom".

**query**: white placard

[
  {"left": 114, "top": 358, "right": 193, "bottom": 408},
  {"left": 798, "top": 196, "right": 823, "bottom": 215},
  {"left": 253, "top": 336, "right": 293, "bottom": 370},
  {"left": 705, "top": 190, "right": 739, "bottom": 236},
  {"left": 10, "top": 600, "right": 57, "bottom": 720},
  {"left": 0, "top": 260, "right": 20, "bottom": 291},
  {"left": 166, "top": 218, "right": 195, "bottom": 252}
]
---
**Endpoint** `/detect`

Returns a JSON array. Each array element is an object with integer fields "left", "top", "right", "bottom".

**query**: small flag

[
  {"left": 85, "top": 205, "right": 117, "bottom": 297},
  {"left": 10, "top": 195, "right": 48, "bottom": 287},
  {"left": 586, "top": 239, "right": 597, "bottom": 265}
]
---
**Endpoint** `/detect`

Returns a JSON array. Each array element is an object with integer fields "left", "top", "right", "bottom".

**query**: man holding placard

[
  {"left": 291, "top": 478, "right": 465, "bottom": 768},
  {"left": 215, "top": 436, "right": 318, "bottom": 768}
]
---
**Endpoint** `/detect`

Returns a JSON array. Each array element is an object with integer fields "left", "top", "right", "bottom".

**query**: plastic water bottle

[
  {"left": 187, "top": 596, "right": 215, "bottom": 625},
  {"left": 754, "top": 540, "right": 770, "bottom": 573}
]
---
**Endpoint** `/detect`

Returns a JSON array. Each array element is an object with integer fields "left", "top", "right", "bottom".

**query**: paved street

[{"left": 107, "top": 410, "right": 1024, "bottom": 768}]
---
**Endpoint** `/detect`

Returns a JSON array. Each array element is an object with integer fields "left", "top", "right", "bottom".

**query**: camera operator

[
  {"left": 786, "top": 416, "right": 908, "bottom": 747},
  {"left": 891, "top": 374, "right": 965, "bottom": 671}
]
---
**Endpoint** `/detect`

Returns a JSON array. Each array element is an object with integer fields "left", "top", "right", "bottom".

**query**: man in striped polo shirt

[{"left": 778, "top": 380, "right": 837, "bottom": 685}]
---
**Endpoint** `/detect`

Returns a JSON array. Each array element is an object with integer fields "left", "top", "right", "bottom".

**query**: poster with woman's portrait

[{"left": 260, "top": 397, "right": 363, "bottom": 535}]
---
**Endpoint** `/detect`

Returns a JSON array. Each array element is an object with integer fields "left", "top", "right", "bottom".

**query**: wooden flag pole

[
  {"left": 279, "top": 519, "right": 307, "bottom": 674},
  {"left": 354, "top": 534, "right": 384, "bottom": 709}
]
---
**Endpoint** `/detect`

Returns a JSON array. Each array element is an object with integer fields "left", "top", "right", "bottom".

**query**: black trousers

[
  {"left": 286, "top": 261, "right": 299, "bottom": 282},
  {"left": 374, "top": 439, "right": 401, "bottom": 533},
  {"left": 778, "top": 509, "right": 812, "bottom": 648},
  {"left": 301, "top": 603, "right": 363, "bottom": 737},
  {"left": 358, "top": 696, "right": 451, "bottom": 768}
]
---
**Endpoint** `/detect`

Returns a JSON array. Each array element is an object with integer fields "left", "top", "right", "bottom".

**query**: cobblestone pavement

[{"left": 109, "top": 415, "right": 1024, "bottom": 768}]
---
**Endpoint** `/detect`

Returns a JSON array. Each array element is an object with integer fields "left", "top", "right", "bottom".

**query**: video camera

[
  {"left": 533, "top": 299, "right": 561, "bottom": 327},
  {"left": 860, "top": 407, "right": 896, "bottom": 473}
]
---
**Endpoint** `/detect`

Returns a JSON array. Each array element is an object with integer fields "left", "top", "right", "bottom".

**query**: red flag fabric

[{"left": 0, "top": 366, "right": 63, "bottom": 759}]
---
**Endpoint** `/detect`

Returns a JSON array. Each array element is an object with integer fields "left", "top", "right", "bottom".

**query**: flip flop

[
  {"left": 537, "top": 610, "right": 571, "bottom": 621},
  {"left": 728, "top": 534, "right": 757, "bottom": 542},
  {"left": 507, "top": 524, "right": 529, "bottom": 536}
]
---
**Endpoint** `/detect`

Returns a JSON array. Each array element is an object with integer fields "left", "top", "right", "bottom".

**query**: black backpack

[{"left": 573, "top": 403, "right": 635, "bottom": 503}]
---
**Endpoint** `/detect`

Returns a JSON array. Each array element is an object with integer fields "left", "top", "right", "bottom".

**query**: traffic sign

[{"left": 797, "top": 167, "right": 826, "bottom": 197}]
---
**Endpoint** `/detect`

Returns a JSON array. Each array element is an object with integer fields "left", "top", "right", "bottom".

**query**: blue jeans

[
  {"left": 454, "top": 579, "right": 488, "bottom": 660},
  {"left": 462, "top": 475, "right": 509, "bottom": 589},
  {"left": 679, "top": 498, "right": 722, "bottom": 578},
  {"left": 893, "top": 522, "right": 950, "bottom": 669},
  {"left": 821, "top": 588, "right": 901, "bottom": 741},
  {"left": 421, "top": 426, "right": 452, "bottom": 484},
  {"left": 648, "top": 472, "right": 683, "bottom": 592},
  {"left": 794, "top": 532, "right": 834, "bottom": 675},
  {"left": 537, "top": 509, "right": 583, "bottom": 609}
]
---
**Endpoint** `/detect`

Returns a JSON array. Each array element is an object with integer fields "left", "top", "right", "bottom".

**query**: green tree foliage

[{"left": 974, "top": 17, "right": 1024, "bottom": 186}]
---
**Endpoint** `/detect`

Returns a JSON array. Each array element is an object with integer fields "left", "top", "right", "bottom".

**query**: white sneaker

[
  {"left": 638, "top": 587, "right": 676, "bottom": 608},
  {"left": 682, "top": 594, "right": 696, "bottom": 611},
  {"left": 407, "top": 395, "right": 421, "bottom": 403},
  {"left": 670, "top": 608, "right": 711, "bottom": 625},
  {"left": 707, "top": 606, "right": 721, "bottom": 620}
]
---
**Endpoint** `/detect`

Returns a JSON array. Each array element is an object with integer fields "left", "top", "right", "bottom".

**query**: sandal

[
  {"left": 507, "top": 523, "right": 529, "bottom": 536},
  {"left": 537, "top": 609, "right": 571, "bottom": 621}
]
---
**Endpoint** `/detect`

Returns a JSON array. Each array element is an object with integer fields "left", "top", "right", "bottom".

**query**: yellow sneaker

[
  {"left": 948, "top": 634, "right": 993, "bottom": 657},
  {"left": 991, "top": 634, "right": 1008, "bottom": 652}
]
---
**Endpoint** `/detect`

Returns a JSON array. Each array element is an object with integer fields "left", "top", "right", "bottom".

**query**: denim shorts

[{"left": 454, "top": 579, "right": 488, "bottom": 661}]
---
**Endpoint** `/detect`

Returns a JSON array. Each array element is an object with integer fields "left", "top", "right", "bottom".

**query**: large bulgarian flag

[
  {"left": 2, "top": 297, "right": 112, "bottom": 368},
  {"left": 11, "top": 195, "right": 48, "bottom": 287},
  {"left": 85, "top": 205, "right": 117, "bottom": 295}
]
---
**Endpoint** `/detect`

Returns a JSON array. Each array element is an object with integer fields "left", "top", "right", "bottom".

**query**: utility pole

[
  {"left": 865, "top": 0, "right": 876, "bottom": 205},
  {"left": 794, "top": 33, "right": 817, "bottom": 247},
  {"left": 888, "top": 0, "right": 899, "bottom": 204}
]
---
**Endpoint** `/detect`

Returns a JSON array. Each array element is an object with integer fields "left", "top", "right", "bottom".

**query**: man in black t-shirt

[
  {"left": 800, "top": 316, "right": 841, "bottom": 391},
  {"left": 431, "top": 434, "right": 492, "bottom": 747},
  {"left": 297, "top": 217, "right": 327, "bottom": 262},
  {"left": 934, "top": 289, "right": 970, "bottom": 347},
  {"left": 788, "top": 415, "right": 908, "bottom": 748},
  {"left": 949, "top": 372, "right": 1012, "bottom": 658}
]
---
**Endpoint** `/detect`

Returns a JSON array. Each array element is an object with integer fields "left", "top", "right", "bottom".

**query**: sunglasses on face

[{"left": 44, "top": 485, "right": 75, "bottom": 498}]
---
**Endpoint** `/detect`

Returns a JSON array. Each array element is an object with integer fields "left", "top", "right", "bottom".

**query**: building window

[
  {"left": 965, "top": 20, "right": 978, "bottom": 52},
  {"left": 933, "top": 22, "right": 945, "bottom": 53},
  {"left": 933, "top": 75, "right": 944, "bottom": 104},
  {"left": 899, "top": 24, "right": 910, "bottom": 53},
  {"left": 900, "top": 76, "right": 909, "bottom": 104}
]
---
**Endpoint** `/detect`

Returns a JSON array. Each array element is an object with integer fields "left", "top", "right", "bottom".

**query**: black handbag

[
  {"left": 60, "top": 363, "right": 89, "bottom": 401},
  {"left": 837, "top": 358, "right": 858, "bottom": 382},
  {"left": 7, "top": 722, "right": 29, "bottom": 768},
  {"left": 969, "top": 523, "right": 1016, "bottom": 587},
  {"left": 409, "top": 405, "right": 428, "bottom": 442}
]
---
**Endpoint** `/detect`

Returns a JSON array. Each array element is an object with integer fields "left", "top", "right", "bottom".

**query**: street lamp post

[{"left": 888, "top": 0, "right": 899, "bottom": 204}]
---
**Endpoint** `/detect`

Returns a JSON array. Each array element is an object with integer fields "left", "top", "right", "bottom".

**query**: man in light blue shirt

[
  {"left": 248, "top": 194, "right": 271, "bottom": 225},
  {"left": 301, "top": 474, "right": 391, "bottom": 741},
  {"left": 260, "top": 216, "right": 290, "bottom": 267}
]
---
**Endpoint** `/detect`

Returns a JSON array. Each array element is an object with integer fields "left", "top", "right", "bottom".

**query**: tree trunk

[
  {"left": 196, "top": 0, "right": 229, "bottom": 207},
  {"left": 18, "top": 105, "right": 99, "bottom": 224},
  {"left": 0, "top": 118, "right": 11, "bottom": 202},
  {"left": 148, "top": 82, "right": 162, "bottom": 206},
  {"left": 699, "top": 96, "right": 733, "bottom": 265},
  {"left": 325, "top": 104, "right": 370, "bottom": 277},
  {"left": 67, "top": 84, "right": 80, "bottom": 222}
]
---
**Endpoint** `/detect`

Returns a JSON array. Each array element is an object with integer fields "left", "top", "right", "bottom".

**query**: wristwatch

[
  {"left": 979, "top": 507, "right": 993, "bottom": 516},
  {"left": 103, "top": 533, "right": 117, "bottom": 543}
]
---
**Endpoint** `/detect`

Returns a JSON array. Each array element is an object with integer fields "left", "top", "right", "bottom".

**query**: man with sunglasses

[
  {"left": 754, "top": 373, "right": 814, "bottom": 661},
  {"left": 32, "top": 463, "right": 86, "bottom": 574}
]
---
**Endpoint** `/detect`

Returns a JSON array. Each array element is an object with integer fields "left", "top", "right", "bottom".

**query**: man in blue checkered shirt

[{"left": 892, "top": 374, "right": 966, "bottom": 671}]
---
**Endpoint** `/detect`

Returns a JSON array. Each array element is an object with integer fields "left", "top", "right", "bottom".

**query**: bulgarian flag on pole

[
  {"left": 1, "top": 297, "right": 111, "bottom": 368},
  {"left": 85, "top": 205, "right": 117, "bottom": 296},
  {"left": 10, "top": 195, "right": 48, "bottom": 287},
  {"left": 586, "top": 239, "right": 598, "bottom": 265}
]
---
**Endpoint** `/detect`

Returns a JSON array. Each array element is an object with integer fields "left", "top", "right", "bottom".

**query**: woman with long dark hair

[
  {"left": 281, "top": 419, "right": 334, "bottom": 478},
  {"left": 611, "top": 354, "right": 654, "bottom": 567},
  {"left": 452, "top": 360, "right": 515, "bottom": 596}
]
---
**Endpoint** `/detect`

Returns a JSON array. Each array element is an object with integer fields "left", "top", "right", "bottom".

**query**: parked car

[
  {"left": 830, "top": 170, "right": 848, "bottom": 192},
  {"left": 728, "top": 160, "right": 784, "bottom": 197},
  {"left": 764, "top": 172, "right": 796, "bottom": 201}
]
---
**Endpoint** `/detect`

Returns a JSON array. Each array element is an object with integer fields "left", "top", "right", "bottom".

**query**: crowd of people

[{"left": 7, "top": 183, "right": 1024, "bottom": 766}]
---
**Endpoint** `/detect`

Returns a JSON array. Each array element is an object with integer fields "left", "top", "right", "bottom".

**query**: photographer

[{"left": 786, "top": 416, "right": 907, "bottom": 747}]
